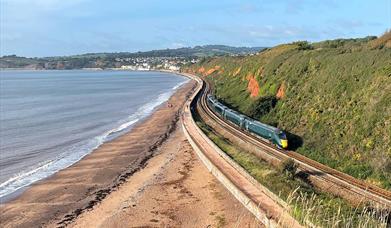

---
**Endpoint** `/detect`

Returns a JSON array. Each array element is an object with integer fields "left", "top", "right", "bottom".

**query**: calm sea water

[{"left": 0, "top": 70, "right": 188, "bottom": 199}]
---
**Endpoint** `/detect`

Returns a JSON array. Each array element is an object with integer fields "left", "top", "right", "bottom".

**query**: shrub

[
  {"left": 246, "top": 95, "right": 277, "bottom": 119},
  {"left": 293, "top": 41, "right": 313, "bottom": 50},
  {"left": 280, "top": 158, "right": 298, "bottom": 179}
]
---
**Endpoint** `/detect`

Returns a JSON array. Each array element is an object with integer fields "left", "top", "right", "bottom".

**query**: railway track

[{"left": 194, "top": 77, "right": 391, "bottom": 209}]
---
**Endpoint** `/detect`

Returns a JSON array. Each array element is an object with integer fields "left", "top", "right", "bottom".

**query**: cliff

[{"left": 184, "top": 33, "right": 391, "bottom": 189}]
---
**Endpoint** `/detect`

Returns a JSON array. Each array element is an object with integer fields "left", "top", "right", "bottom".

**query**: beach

[
  {"left": 0, "top": 79, "right": 260, "bottom": 227},
  {"left": 0, "top": 70, "right": 189, "bottom": 195}
]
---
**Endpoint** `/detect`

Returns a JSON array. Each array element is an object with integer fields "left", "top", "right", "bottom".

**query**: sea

[{"left": 0, "top": 70, "right": 188, "bottom": 200}]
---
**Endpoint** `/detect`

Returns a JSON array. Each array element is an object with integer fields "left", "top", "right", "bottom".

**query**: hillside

[
  {"left": 0, "top": 45, "right": 264, "bottom": 69},
  {"left": 183, "top": 33, "right": 391, "bottom": 189},
  {"left": 68, "top": 45, "right": 264, "bottom": 58}
]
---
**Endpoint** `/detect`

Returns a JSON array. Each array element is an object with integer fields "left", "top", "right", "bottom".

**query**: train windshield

[{"left": 278, "top": 132, "right": 287, "bottom": 139}]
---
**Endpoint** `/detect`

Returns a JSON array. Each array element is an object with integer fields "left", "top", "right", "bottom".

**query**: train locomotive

[{"left": 207, "top": 94, "right": 288, "bottom": 149}]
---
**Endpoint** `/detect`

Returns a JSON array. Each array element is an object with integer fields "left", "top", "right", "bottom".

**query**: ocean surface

[{"left": 0, "top": 70, "right": 188, "bottom": 199}]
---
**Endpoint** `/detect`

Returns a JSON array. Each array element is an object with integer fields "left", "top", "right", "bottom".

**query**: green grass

[
  {"left": 195, "top": 120, "right": 389, "bottom": 227},
  {"left": 185, "top": 35, "right": 391, "bottom": 189}
]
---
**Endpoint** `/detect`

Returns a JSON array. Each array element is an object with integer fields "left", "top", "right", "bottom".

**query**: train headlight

[{"left": 281, "top": 140, "right": 288, "bottom": 149}]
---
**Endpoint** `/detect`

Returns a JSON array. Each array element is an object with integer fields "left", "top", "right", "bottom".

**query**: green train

[{"left": 207, "top": 94, "right": 288, "bottom": 149}]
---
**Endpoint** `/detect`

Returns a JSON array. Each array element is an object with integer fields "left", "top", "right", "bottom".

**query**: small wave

[
  {"left": 0, "top": 160, "right": 55, "bottom": 190},
  {"left": 0, "top": 80, "right": 186, "bottom": 199},
  {"left": 171, "top": 79, "right": 188, "bottom": 90}
]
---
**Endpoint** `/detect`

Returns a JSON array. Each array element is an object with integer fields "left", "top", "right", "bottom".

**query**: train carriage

[
  {"left": 207, "top": 95, "right": 215, "bottom": 108},
  {"left": 224, "top": 109, "right": 244, "bottom": 127},
  {"left": 207, "top": 95, "right": 226, "bottom": 116},
  {"left": 244, "top": 119, "right": 288, "bottom": 149},
  {"left": 206, "top": 94, "right": 288, "bottom": 149},
  {"left": 245, "top": 120, "right": 274, "bottom": 140},
  {"left": 213, "top": 102, "right": 226, "bottom": 116}
]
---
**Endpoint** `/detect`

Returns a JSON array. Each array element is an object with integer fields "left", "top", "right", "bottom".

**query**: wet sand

[{"left": 0, "top": 80, "right": 260, "bottom": 227}]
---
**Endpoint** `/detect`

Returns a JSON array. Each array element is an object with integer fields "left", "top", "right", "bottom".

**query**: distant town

[
  {"left": 0, "top": 45, "right": 264, "bottom": 71},
  {"left": 115, "top": 56, "right": 198, "bottom": 71}
]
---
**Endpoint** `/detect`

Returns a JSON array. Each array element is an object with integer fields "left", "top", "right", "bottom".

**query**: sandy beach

[{"left": 0, "top": 80, "right": 260, "bottom": 227}]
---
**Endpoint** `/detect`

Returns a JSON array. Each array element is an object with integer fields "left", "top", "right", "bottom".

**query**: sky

[{"left": 1, "top": 0, "right": 390, "bottom": 57}]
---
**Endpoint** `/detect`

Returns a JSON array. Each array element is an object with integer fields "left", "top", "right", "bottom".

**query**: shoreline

[
  {"left": 0, "top": 76, "right": 197, "bottom": 226},
  {"left": 0, "top": 72, "right": 261, "bottom": 227},
  {"left": 0, "top": 70, "right": 186, "bottom": 202}
]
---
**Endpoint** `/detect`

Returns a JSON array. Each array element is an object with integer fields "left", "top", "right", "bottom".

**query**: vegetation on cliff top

[{"left": 184, "top": 32, "right": 391, "bottom": 189}]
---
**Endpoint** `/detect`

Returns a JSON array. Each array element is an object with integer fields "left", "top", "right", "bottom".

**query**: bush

[
  {"left": 293, "top": 41, "right": 313, "bottom": 50},
  {"left": 280, "top": 158, "right": 298, "bottom": 179},
  {"left": 246, "top": 95, "right": 277, "bottom": 119}
]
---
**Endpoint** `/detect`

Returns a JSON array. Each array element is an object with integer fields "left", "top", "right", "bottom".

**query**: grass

[
  {"left": 287, "top": 190, "right": 390, "bottom": 227},
  {"left": 184, "top": 35, "right": 391, "bottom": 189},
  {"left": 195, "top": 119, "right": 389, "bottom": 227}
]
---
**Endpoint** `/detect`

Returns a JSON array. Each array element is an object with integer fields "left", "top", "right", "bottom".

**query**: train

[{"left": 207, "top": 94, "right": 288, "bottom": 149}]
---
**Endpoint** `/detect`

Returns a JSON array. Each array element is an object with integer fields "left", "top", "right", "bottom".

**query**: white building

[{"left": 168, "top": 65, "right": 180, "bottom": 71}]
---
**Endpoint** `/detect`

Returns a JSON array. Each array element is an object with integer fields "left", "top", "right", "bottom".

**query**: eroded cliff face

[
  {"left": 184, "top": 34, "right": 391, "bottom": 189},
  {"left": 246, "top": 73, "right": 259, "bottom": 98},
  {"left": 194, "top": 65, "right": 223, "bottom": 77},
  {"left": 276, "top": 82, "right": 285, "bottom": 99}
]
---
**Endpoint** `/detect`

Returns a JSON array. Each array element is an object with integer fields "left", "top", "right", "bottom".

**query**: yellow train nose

[{"left": 281, "top": 140, "right": 288, "bottom": 149}]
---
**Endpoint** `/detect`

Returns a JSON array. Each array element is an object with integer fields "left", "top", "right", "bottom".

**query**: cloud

[
  {"left": 333, "top": 19, "right": 365, "bottom": 29},
  {"left": 247, "top": 25, "right": 322, "bottom": 42},
  {"left": 171, "top": 42, "right": 187, "bottom": 48}
]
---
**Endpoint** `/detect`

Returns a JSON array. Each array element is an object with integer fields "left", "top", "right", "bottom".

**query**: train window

[{"left": 278, "top": 132, "right": 287, "bottom": 139}]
